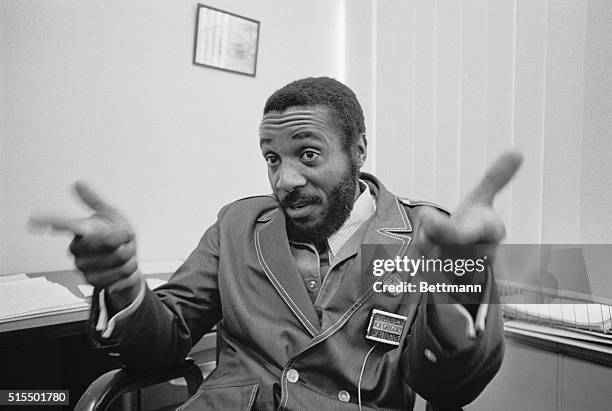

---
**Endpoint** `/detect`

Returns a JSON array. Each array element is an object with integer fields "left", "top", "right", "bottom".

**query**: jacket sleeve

[
  {"left": 400, "top": 265, "right": 505, "bottom": 409},
  {"left": 88, "top": 206, "right": 228, "bottom": 371}
]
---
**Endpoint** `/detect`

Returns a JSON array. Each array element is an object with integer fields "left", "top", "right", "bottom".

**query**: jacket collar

[{"left": 360, "top": 172, "right": 412, "bottom": 250}]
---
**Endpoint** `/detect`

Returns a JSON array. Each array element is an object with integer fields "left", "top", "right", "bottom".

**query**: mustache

[{"left": 279, "top": 190, "right": 323, "bottom": 209}]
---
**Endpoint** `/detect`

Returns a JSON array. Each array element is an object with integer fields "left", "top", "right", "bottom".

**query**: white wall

[
  {"left": 347, "top": 0, "right": 612, "bottom": 246},
  {"left": 0, "top": 0, "right": 343, "bottom": 274},
  {"left": 580, "top": 0, "right": 612, "bottom": 244},
  {"left": 343, "top": 0, "right": 377, "bottom": 174}
]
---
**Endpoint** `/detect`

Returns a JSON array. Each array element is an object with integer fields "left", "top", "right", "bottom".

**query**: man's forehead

[{"left": 259, "top": 105, "right": 335, "bottom": 131}]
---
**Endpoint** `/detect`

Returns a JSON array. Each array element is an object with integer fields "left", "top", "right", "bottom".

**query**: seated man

[{"left": 33, "top": 77, "right": 521, "bottom": 410}]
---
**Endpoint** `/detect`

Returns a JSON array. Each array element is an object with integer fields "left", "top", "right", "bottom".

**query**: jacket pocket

[{"left": 177, "top": 380, "right": 260, "bottom": 411}]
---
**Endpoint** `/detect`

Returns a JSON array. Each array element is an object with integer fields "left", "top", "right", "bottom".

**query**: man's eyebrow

[
  {"left": 259, "top": 132, "right": 324, "bottom": 146},
  {"left": 292, "top": 132, "right": 323, "bottom": 142}
]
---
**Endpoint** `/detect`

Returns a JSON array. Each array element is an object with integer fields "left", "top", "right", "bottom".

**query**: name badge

[{"left": 365, "top": 309, "right": 407, "bottom": 346}]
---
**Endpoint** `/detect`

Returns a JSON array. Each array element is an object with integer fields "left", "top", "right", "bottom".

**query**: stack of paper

[
  {"left": 504, "top": 303, "right": 612, "bottom": 333},
  {"left": 505, "top": 320, "right": 612, "bottom": 348},
  {"left": 0, "top": 274, "right": 89, "bottom": 323}
]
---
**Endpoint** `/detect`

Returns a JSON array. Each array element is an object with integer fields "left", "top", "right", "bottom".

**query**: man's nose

[{"left": 276, "top": 163, "right": 306, "bottom": 193}]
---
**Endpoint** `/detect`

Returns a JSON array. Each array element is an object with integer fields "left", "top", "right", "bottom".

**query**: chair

[
  {"left": 74, "top": 358, "right": 212, "bottom": 411},
  {"left": 76, "top": 317, "right": 218, "bottom": 411}
]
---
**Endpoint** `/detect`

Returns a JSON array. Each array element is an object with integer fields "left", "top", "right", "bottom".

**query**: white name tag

[{"left": 365, "top": 309, "right": 407, "bottom": 346}]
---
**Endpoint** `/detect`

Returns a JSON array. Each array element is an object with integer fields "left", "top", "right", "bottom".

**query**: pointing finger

[
  {"left": 28, "top": 214, "right": 101, "bottom": 237},
  {"left": 73, "top": 181, "right": 118, "bottom": 216},
  {"left": 468, "top": 151, "right": 523, "bottom": 205}
]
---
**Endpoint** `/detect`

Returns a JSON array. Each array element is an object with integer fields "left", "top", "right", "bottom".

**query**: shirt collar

[{"left": 327, "top": 180, "right": 376, "bottom": 256}]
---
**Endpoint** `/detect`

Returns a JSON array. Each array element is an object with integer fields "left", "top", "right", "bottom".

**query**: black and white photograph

[{"left": 1, "top": 1, "right": 611, "bottom": 410}]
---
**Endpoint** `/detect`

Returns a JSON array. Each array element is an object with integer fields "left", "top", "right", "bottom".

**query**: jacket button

[
  {"left": 424, "top": 348, "right": 437, "bottom": 363},
  {"left": 383, "top": 273, "right": 403, "bottom": 296},
  {"left": 287, "top": 368, "right": 299, "bottom": 383},
  {"left": 307, "top": 280, "right": 317, "bottom": 290},
  {"left": 338, "top": 390, "right": 350, "bottom": 402}
]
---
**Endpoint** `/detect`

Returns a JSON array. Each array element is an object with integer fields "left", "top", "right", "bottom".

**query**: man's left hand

[{"left": 417, "top": 151, "right": 523, "bottom": 251}]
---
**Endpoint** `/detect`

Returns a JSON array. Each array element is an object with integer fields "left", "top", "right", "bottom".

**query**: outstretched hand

[
  {"left": 417, "top": 151, "right": 523, "bottom": 254},
  {"left": 29, "top": 182, "right": 138, "bottom": 290}
]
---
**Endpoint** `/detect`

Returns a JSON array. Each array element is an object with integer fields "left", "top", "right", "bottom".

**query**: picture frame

[{"left": 193, "top": 4, "right": 260, "bottom": 77}]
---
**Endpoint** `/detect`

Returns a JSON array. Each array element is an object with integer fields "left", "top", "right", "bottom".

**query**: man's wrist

[{"left": 106, "top": 270, "right": 143, "bottom": 313}]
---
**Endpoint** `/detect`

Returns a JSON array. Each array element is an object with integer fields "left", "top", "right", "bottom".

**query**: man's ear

[{"left": 354, "top": 133, "right": 367, "bottom": 168}]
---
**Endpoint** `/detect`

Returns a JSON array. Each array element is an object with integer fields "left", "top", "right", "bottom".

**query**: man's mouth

[
  {"left": 279, "top": 191, "right": 323, "bottom": 220},
  {"left": 285, "top": 202, "right": 319, "bottom": 219}
]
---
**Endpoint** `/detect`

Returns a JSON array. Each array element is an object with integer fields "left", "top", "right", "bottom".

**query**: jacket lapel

[
  {"left": 359, "top": 175, "right": 413, "bottom": 294},
  {"left": 254, "top": 209, "right": 322, "bottom": 337},
  {"left": 299, "top": 174, "right": 415, "bottom": 348}
]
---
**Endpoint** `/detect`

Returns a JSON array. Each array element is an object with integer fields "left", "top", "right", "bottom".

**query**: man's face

[{"left": 259, "top": 105, "right": 359, "bottom": 244}]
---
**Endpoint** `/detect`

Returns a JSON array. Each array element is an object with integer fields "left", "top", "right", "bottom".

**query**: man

[{"left": 32, "top": 77, "right": 521, "bottom": 410}]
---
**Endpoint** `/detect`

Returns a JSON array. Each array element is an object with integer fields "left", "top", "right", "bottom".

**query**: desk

[
  {"left": 0, "top": 271, "right": 90, "bottom": 346},
  {"left": 0, "top": 270, "right": 172, "bottom": 410}
]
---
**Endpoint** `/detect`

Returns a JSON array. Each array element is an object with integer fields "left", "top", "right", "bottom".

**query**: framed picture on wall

[{"left": 193, "top": 4, "right": 260, "bottom": 77}]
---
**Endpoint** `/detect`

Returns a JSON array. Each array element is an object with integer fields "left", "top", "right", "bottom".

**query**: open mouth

[{"left": 285, "top": 203, "right": 319, "bottom": 219}]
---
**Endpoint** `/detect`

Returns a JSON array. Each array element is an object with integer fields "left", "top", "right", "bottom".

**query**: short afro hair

[{"left": 263, "top": 77, "right": 365, "bottom": 152}]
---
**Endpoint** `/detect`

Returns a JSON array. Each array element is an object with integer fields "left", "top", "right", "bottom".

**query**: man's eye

[
  {"left": 265, "top": 155, "right": 279, "bottom": 166},
  {"left": 300, "top": 151, "right": 320, "bottom": 162}
]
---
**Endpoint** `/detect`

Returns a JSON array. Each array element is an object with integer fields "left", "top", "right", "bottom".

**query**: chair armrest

[{"left": 75, "top": 358, "right": 204, "bottom": 411}]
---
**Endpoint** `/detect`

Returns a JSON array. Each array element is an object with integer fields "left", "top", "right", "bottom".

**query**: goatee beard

[{"left": 283, "top": 162, "right": 359, "bottom": 245}]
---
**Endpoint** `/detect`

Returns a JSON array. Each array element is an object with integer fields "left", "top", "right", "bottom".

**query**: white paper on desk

[
  {"left": 505, "top": 320, "right": 612, "bottom": 346},
  {"left": 504, "top": 303, "right": 612, "bottom": 332},
  {"left": 0, "top": 273, "right": 29, "bottom": 283},
  {"left": 78, "top": 284, "right": 94, "bottom": 297},
  {"left": 0, "top": 276, "right": 89, "bottom": 323}
]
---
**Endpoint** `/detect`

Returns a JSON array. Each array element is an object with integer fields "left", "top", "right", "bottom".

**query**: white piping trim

[{"left": 255, "top": 220, "right": 319, "bottom": 337}]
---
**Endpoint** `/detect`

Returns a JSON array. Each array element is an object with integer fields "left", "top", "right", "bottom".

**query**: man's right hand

[{"left": 29, "top": 182, "right": 141, "bottom": 309}]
